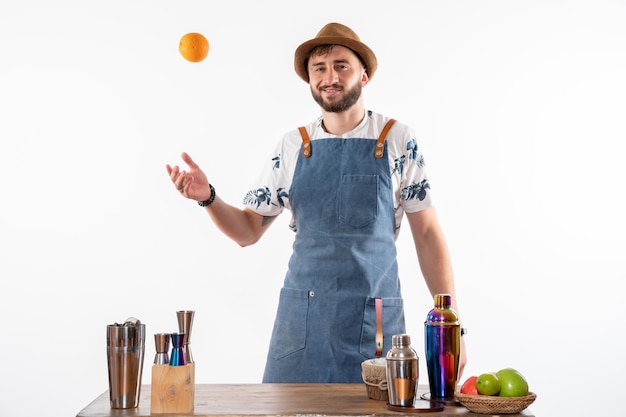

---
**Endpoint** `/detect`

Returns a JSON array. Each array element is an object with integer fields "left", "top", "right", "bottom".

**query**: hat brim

[{"left": 294, "top": 36, "right": 377, "bottom": 83}]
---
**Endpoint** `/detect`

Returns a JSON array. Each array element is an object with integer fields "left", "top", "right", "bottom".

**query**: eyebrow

[{"left": 310, "top": 58, "right": 351, "bottom": 69}]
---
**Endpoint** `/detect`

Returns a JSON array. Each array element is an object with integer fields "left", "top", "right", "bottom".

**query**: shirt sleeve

[
  {"left": 394, "top": 123, "right": 434, "bottom": 214},
  {"left": 242, "top": 131, "right": 300, "bottom": 217}
]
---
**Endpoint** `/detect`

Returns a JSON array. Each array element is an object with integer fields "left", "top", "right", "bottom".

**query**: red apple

[{"left": 460, "top": 375, "right": 479, "bottom": 395}]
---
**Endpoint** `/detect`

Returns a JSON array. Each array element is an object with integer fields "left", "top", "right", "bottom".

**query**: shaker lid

[
  {"left": 426, "top": 294, "right": 459, "bottom": 324},
  {"left": 391, "top": 333, "right": 411, "bottom": 348},
  {"left": 434, "top": 294, "right": 452, "bottom": 308},
  {"left": 387, "top": 333, "right": 417, "bottom": 360}
]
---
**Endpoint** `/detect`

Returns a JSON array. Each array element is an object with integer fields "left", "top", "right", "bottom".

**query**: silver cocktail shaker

[
  {"left": 386, "top": 334, "right": 419, "bottom": 407},
  {"left": 106, "top": 318, "right": 145, "bottom": 409},
  {"left": 425, "top": 294, "right": 461, "bottom": 401}
]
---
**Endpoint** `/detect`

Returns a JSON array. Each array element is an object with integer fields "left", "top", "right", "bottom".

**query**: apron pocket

[
  {"left": 268, "top": 287, "right": 309, "bottom": 360},
  {"left": 339, "top": 175, "right": 379, "bottom": 228},
  {"left": 359, "top": 296, "right": 405, "bottom": 358}
]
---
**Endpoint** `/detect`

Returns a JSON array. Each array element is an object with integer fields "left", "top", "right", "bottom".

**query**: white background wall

[{"left": 1, "top": 1, "right": 625, "bottom": 416}]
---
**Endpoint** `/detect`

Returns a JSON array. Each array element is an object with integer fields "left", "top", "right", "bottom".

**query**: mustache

[{"left": 320, "top": 84, "right": 343, "bottom": 90}]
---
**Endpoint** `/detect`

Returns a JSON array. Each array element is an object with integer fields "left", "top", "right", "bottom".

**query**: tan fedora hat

[{"left": 294, "top": 22, "right": 377, "bottom": 83}]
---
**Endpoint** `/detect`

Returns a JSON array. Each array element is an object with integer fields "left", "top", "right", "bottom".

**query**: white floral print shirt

[{"left": 244, "top": 110, "right": 434, "bottom": 239}]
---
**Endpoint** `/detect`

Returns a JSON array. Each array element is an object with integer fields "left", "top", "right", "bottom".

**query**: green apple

[
  {"left": 496, "top": 368, "right": 529, "bottom": 397},
  {"left": 476, "top": 372, "right": 500, "bottom": 396}
]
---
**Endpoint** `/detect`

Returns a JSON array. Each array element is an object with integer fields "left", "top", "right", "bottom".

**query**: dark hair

[{"left": 305, "top": 44, "right": 367, "bottom": 74}]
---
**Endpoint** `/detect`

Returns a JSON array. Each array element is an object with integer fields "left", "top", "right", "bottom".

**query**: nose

[{"left": 323, "top": 67, "right": 339, "bottom": 85}]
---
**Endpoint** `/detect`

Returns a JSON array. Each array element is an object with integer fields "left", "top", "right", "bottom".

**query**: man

[{"left": 166, "top": 22, "right": 466, "bottom": 383}]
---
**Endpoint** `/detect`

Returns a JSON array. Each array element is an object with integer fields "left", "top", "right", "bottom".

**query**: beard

[{"left": 311, "top": 82, "right": 362, "bottom": 113}]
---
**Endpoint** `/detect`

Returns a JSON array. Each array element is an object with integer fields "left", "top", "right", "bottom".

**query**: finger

[
  {"left": 181, "top": 152, "right": 199, "bottom": 169},
  {"left": 175, "top": 172, "right": 187, "bottom": 190},
  {"left": 168, "top": 165, "right": 181, "bottom": 182}
]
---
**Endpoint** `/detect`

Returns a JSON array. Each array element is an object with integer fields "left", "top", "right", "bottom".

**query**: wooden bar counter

[{"left": 76, "top": 384, "right": 534, "bottom": 417}]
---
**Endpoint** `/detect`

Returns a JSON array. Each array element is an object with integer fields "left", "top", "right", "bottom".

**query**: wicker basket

[
  {"left": 361, "top": 358, "right": 388, "bottom": 401},
  {"left": 455, "top": 392, "right": 537, "bottom": 414}
]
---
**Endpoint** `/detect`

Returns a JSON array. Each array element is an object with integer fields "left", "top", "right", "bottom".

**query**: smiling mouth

[
  {"left": 321, "top": 84, "right": 343, "bottom": 94},
  {"left": 320, "top": 84, "right": 343, "bottom": 92}
]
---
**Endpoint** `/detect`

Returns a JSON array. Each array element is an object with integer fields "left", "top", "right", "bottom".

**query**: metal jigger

[
  {"left": 153, "top": 333, "right": 170, "bottom": 365},
  {"left": 169, "top": 333, "right": 187, "bottom": 366},
  {"left": 176, "top": 310, "right": 195, "bottom": 363}
]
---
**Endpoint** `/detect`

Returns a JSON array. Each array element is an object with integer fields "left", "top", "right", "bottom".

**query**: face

[{"left": 307, "top": 45, "right": 368, "bottom": 113}]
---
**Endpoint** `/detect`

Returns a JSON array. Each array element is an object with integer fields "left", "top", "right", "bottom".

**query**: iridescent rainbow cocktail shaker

[{"left": 424, "top": 294, "right": 461, "bottom": 400}]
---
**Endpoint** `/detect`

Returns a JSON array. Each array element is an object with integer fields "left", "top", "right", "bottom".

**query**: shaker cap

[
  {"left": 434, "top": 294, "right": 452, "bottom": 308},
  {"left": 392, "top": 333, "right": 411, "bottom": 348},
  {"left": 387, "top": 333, "right": 417, "bottom": 360},
  {"left": 426, "top": 294, "right": 459, "bottom": 324}
]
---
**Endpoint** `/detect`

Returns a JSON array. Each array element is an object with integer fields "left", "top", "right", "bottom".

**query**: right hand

[{"left": 165, "top": 152, "right": 212, "bottom": 202}]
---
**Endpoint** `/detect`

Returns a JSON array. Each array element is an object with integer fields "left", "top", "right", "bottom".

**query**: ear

[{"left": 361, "top": 69, "right": 369, "bottom": 87}]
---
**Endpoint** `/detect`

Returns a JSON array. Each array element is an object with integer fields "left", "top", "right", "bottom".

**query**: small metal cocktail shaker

[
  {"left": 106, "top": 318, "right": 145, "bottom": 409},
  {"left": 154, "top": 333, "right": 170, "bottom": 365},
  {"left": 176, "top": 310, "right": 195, "bottom": 363},
  {"left": 386, "top": 334, "right": 419, "bottom": 407},
  {"left": 425, "top": 294, "right": 461, "bottom": 401}
]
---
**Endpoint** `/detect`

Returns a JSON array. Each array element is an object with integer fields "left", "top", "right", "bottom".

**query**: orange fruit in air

[{"left": 179, "top": 32, "right": 209, "bottom": 62}]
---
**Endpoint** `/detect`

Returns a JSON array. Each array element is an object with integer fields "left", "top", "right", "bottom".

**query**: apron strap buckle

[
  {"left": 298, "top": 126, "right": 312, "bottom": 158},
  {"left": 374, "top": 119, "right": 397, "bottom": 158}
]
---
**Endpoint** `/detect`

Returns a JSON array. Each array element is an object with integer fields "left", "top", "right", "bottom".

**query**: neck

[{"left": 321, "top": 102, "right": 366, "bottom": 135}]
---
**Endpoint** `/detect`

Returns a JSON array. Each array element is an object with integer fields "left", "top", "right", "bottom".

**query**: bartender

[{"left": 166, "top": 22, "right": 467, "bottom": 383}]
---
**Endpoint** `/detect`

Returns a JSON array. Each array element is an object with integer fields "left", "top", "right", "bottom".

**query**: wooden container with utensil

[{"left": 150, "top": 362, "right": 195, "bottom": 413}]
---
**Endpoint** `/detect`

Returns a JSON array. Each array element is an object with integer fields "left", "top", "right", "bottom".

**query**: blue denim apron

[{"left": 263, "top": 120, "right": 406, "bottom": 383}]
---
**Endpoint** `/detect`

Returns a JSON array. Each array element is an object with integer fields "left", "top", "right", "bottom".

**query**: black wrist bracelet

[{"left": 198, "top": 184, "right": 216, "bottom": 207}]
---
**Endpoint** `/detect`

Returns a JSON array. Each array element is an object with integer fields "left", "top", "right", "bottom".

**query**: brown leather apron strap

[
  {"left": 299, "top": 119, "right": 396, "bottom": 159},
  {"left": 298, "top": 126, "right": 312, "bottom": 158},
  {"left": 374, "top": 119, "right": 397, "bottom": 158},
  {"left": 375, "top": 297, "right": 383, "bottom": 356}
]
